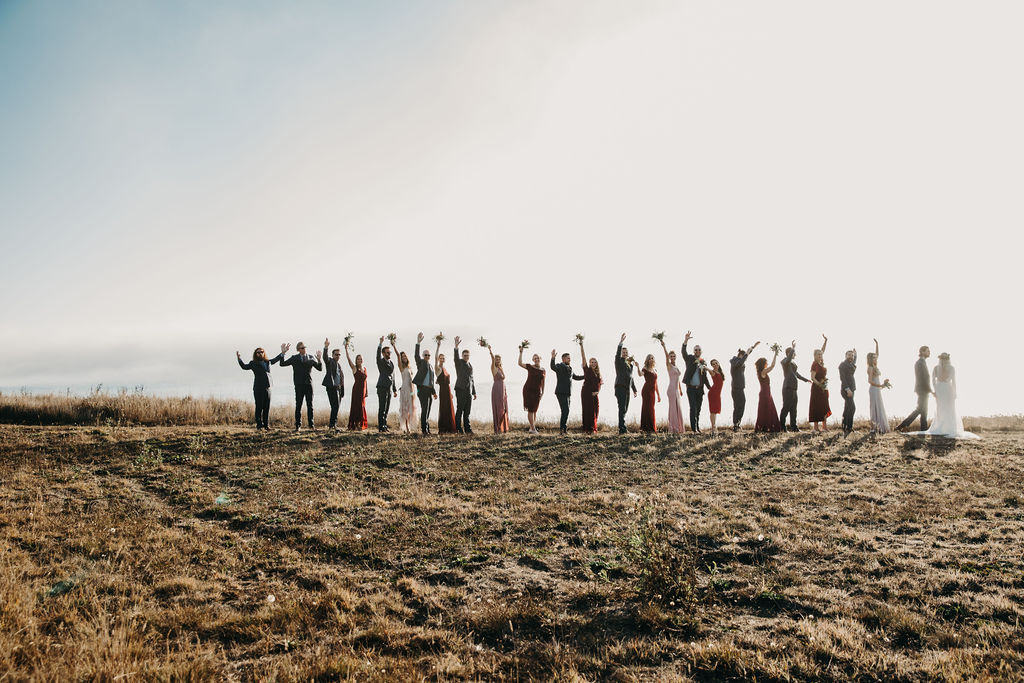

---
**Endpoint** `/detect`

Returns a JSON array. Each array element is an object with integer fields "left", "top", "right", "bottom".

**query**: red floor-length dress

[
  {"left": 640, "top": 368, "right": 658, "bottom": 433},
  {"left": 523, "top": 365, "right": 545, "bottom": 412},
  {"left": 808, "top": 361, "right": 832, "bottom": 422},
  {"left": 580, "top": 366, "right": 602, "bottom": 433},
  {"left": 437, "top": 367, "right": 457, "bottom": 434},
  {"left": 708, "top": 371, "right": 725, "bottom": 414},
  {"left": 348, "top": 367, "right": 368, "bottom": 430},
  {"left": 754, "top": 372, "right": 783, "bottom": 432}
]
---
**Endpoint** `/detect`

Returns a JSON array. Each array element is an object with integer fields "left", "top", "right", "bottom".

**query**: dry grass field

[{"left": 2, "top": 401, "right": 1024, "bottom": 680}]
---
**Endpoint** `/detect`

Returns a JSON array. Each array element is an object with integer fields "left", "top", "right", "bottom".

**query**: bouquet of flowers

[
  {"left": 769, "top": 343, "right": 783, "bottom": 354},
  {"left": 820, "top": 378, "right": 829, "bottom": 391},
  {"left": 434, "top": 332, "right": 445, "bottom": 344},
  {"left": 696, "top": 359, "right": 708, "bottom": 373},
  {"left": 385, "top": 332, "right": 397, "bottom": 344},
  {"left": 627, "top": 355, "right": 636, "bottom": 366},
  {"left": 882, "top": 379, "right": 892, "bottom": 389},
  {"left": 574, "top": 333, "right": 585, "bottom": 343},
  {"left": 519, "top": 339, "right": 531, "bottom": 350},
  {"left": 477, "top": 336, "right": 489, "bottom": 348},
  {"left": 342, "top": 333, "right": 354, "bottom": 349},
  {"left": 651, "top": 331, "right": 666, "bottom": 342}
]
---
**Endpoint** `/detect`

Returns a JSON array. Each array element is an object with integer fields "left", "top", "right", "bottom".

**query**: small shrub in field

[{"left": 623, "top": 497, "right": 704, "bottom": 610}]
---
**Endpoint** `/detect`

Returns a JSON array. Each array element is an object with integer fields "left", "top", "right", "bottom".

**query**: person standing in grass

[
  {"left": 453, "top": 336, "right": 477, "bottom": 434},
  {"left": 412, "top": 332, "right": 437, "bottom": 435},
  {"left": 658, "top": 336, "right": 684, "bottom": 434},
  {"left": 779, "top": 341, "right": 811, "bottom": 432},
  {"left": 809, "top": 335, "right": 831, "bottom": 432},
  {"left": 551, "top": 349, "right": 584, "bottom": 434},
  {"left": 614, "top": 333, "right": 638, "bottom": 434},
  {"left": 518, "top": 343, "right": 545, "bottom": 434},
  {"left": 730, "top": 341, "right": 759, "bottom": 431},
  {"left": 838, "top": 348, "right": 858, "bottom": 436},
  {"left": 754, "top": 350, "right": 783, "bottom": 433},
  {"left": 435, "top": 343, "right": 457, "bottom": 434},
  {"left": 896, "top": 346, "right": 933, "bottom": 432},
  {"left": 281, "top": 341, "right": 323, "bottom": 431},
  {"left": 344, "top": 343, "right": 368, "bottom": 431},
  {"left": 321, "top": 339, "right": 346, "bottom": 431},
  {"left": 639, "top": 354, "right": 660, "bottom": 432},
  {"left": 392, "top": 340, "right": 415, "bottom": 434},
  {"left": 236, "top": 343, "right": 287, "bottom": 430},
  {"left": 707, "top": 359, "right": 725, "bottom": 434},
  {"left": 866, "top": 338, "right": 890, "bottom": 434},
  {"left": 375, "top": 337, "right": 397, "bottom": 432},
  {"left": 578, "top": 338, "right": 602, "bottom": 433},
  {"left": 681, "top": 331, "right": 711, "bottom": 433},
  {"left": 488, "top": 345, "right": 509, "bottom": 434}
]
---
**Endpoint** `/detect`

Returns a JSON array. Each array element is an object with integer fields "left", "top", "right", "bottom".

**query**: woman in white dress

[
  {"left": 391, "top": 340, "right": 415, "bottom": 434},
  {"left": 658, "top": 338, "right": 685, "bottom": 434},
  {"left": 866, "top": 338, "right": 891, "bottom": 434},
  {"left": 908, "top": 353, "right": 979, "bottom": 439}
]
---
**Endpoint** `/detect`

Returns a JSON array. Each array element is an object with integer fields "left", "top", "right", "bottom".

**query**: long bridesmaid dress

[
  {"left": 666, "top": 365, "right": 684, "bottom": 434},
  {"left": 437, "top": 367, "right": 457, "bottom": 434},
  {"left": 640, "top": 368, "right": 658, "bottom": 433},
  {"left": 868, "top": 367, "right": 889, "bottom": 433},
  {"left": 399, "top": 365, "right": 415, "bottom": 428},
  {"left": 491, "top": 369, "right": 510, "bottom": 434},
  {"left": 580, "top": 366, "right": 602, "bottom": 433},
  {"left": 348, "top": 367, "right": 368, "bottom": 431},
  {"left": 754, "top": 372, "right": 783, "bottom": 433},
  {"left": 808, "top": 361, "right": 831, "bottom": 423}
]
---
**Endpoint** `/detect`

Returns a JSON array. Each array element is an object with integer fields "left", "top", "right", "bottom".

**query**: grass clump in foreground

[{"left": 1, "top": 423, "right": 1023, "bottom": 680}]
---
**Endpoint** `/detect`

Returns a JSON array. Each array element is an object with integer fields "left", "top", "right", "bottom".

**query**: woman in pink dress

[
  {"left": 707, "top": 359, "right": 725, "bottom": 434},
  {"left": 518, "top": 344, "right": 545, "bottom": 434},
  {"left": 639, "top": 354, "right": 660, "bottom": 432},
  {"left": 754, "top": 348, "right": 783, "bottom": 433},
  {"left": 658, "top": 338, "right": 684, "bottom": 434},
  {"left": 488, "top": 345, "right": 509, "bottom": 434}
]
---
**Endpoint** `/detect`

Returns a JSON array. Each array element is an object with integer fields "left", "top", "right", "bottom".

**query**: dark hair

[
  {"left": 755, "top": 357, "right": 768, "bottom": 373},
  {"left": 785, "top": 347, "right": 795, "bottom": 358},
  {"left": 710, "top": 359, "right": 723, "bottom": 377},
  {"left": 561, "top": 353, "right": 571, "bottom": 361}
]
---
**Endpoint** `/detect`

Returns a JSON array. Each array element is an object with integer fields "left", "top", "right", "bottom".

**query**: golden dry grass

[{"left": 2, "top": 411, "right": 1023, "bottom": 680}]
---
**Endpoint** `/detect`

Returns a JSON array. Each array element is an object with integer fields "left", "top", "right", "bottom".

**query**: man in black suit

[
  {"left": 779, "top": 340, "right": 811, "bottom": 431},
  {"left": 281, "top": 341, "right": 323, "bottom": 431},
  {"left": 321, "top": 339, "right": 345, "bottom": 430},
  {"left": 614, "top": 333, "right": 638, "bottom": 434},
  {"left": 681, "top": 331, "right": 711, "bottom": 432},
  {"left": 838, "top": 348, "right": 857, "bottom": 435},
  {"left": 896, "top": 346, "right": 933, "bottom": 432},
  {"left": 453, "top": 336, "right": 476, "bottom": 434},
  {"left": 551, "top": 349, "right": 585, "bottom": 434},
  {"left": 411, "top": 332, "right": 437, "bottom": 435},
  {"left": 729, "top": 341, "right": 759, "bottom": 431},
  {"left": 375, "top": 337, "right": 398, "bottom": 432}
]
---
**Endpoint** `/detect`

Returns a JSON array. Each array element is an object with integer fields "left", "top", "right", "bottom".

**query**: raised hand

[
  {"left": 551, "top": 349, "right": 556, "bottom": 358},
  {"left": 822, "top": 334, "right": 828, "bottom": 342},
  {"left": 379, "top": 336, "right": 384, "bottom": 344},
  {"left": 236, "top": 350, "right": 241, "bottom": 359},
  {"left": 282, "top": 342, "right": 291, "bottom": 353},
  {"left": 324, "top": 337, "right": 329, "bottom": 347},
  {"left": 454, "top": 336, "right": 461, "bottom": 346},
  {"left": 315, "top": 350, "right": 322, "bottom": 361},
  {"left": 684, "top": 330, "right": 692, "bottom": 343},
  {"left": 791, "top": 339, "right": 796, "bottom": 348},
  {"left": 417, "top": 332, "right": 424, "bottom": 343},
  {"left": 620, "top": 332, "right": 626, "bottom": 343}
]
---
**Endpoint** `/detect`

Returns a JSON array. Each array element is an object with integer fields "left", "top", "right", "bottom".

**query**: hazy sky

[{"left": 2, "top": 1, "right": 1021, "bottom": 420}]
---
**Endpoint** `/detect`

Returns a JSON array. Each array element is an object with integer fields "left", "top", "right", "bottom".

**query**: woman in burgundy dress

[
  {"left": 518, "top": 344, "right": 545, "bottom": 434},
  {"left": 754, "top": 349, "right": 783, "bottom": 433},
  {"left": 578, "top": 338, "right": 602, "bottom": 433},
  {"left": 344, "top": 344, "right": 368, "bottom": 431},
  {"left": 488, "top": 345, "right": 509, "bottom": 434},
  {"left": 808, "top": 334, "right": 831, "bottom": 432},
  {"left": 639, "top": 354, "right": 661, "bottom": 433},
  {"left": 707, "top": 359, "right": 725, "bottom": 434},
  {"left": 435, "top": 347, "right": 457, "bottom": 434}
]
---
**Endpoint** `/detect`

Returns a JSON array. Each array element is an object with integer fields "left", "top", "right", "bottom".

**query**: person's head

[
  {"left": 422, "top": 349, "right": 431, "bottom": 362},
  {"left": 462, "top": 349, "right": 470, "bottom": 362},
  {"left": 494, "top": 354, "right": 503, "bottom": 368},
  {"left": 252, "top": 348, "right": 267, "bottom": 362},
  {"left": 382, "top": 346, "right": 392, "bottom": 360},
  {"left": 755, "top": 357, "right": 768, "bottom": 373},
  {"left": 332, "top": 348, "right": 342, "bottom": 363},
  {"left": 785, "top": 346, "right": 795, "bottom": 359},
  {"left": 532, "top": 353, "right": 541, "bottom": 366},
  {"left": 399, "top": 351, "right": 410, "bottom": 369},
  {"left": 589, "top": 357, "right": 600, "bottom": 375},
  {"left": 355, "top": 354, "right": 363, "bottom": 368},
  {"left": 620, "top": 346, "right": 629, "bottom": 359},
  {"left": 668, "top": 350, "right": 677, "bottom": 365},
  {"left": 813, "top": 348, "right": 823, "bottom": 363},
  {"left": 561, "top": 353, "right": 571, "bottom": 364},
  {"left": 296, "top": 342, "right": 307, "bottom": 355},
  {"left": 737, "top": 347, "right": 745, "bottom": 357},
  {"left": 438, "top": 353, "right": 446, "bottom": 366},
  {"left": 845, "top": 350, "right": 855, "bottom": 362},
  {"left": 919, "top": 346, "right": 930, "bottom": 358},
  {"left": 711, "top": 359, "right": 722, "bottom": 375},
  {"left": 938, "top": 352, "right": 950, "bottom": 364},
  {"left": 644, "top": 354, "right": 656, "bottom": 370},
  {"left": 866, "top": 352, "right": 877, "bottom": 367},
  {"left": 694, "top": 345, "right": 702, "bottom": 358}
]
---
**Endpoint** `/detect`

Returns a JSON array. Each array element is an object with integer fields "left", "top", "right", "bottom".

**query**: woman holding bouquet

[
  {"left": 867, "top": 338, "right": 890, "bottom": 434},
  {"left": 518, "top": 343, "right": 545, "bottom": 434},
  {"left": 344, "top": 343, "right": 368, "bottom": 431},
  {"left": 754, "top": 347, "right": 783, "bottom": 432},
  {"left": 578, "top": 338, "right": 602, "bottom": 433},
  {"left": 809, "top": 334, "right": 831, "bottom": 432},
  {"left": 658, "top": 336, "right": 684, "bottom": 434},
  {"left": 391, "top": 340, "right": 415, "bottom": 434},
  {"left": 488, "top": 345, "right": 509, "bottom": 433},
  {"left": 435, "top": 341, "right": 457, "bottom": 434},
  {"left": 707, "top": 359, "right": 725, "bottom": 434},
  {"left": 639, "top": 354, "right": 660, "bottom": 432}
]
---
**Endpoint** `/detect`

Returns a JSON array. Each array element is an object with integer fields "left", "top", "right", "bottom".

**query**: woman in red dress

[
  {"left": 707, "top": 359, "right": 725, "bottom": 434},
  {"left": 578, "top": 338, "right": 602, "bottom": 433},
  {"left": 754, "top": 348, "right": 783, "bottom": 433},
  {"left": 518, "top": 344, "right": 545, "bottom": 434},
  {"left": 435, "top": 345, "right": 457, "bottom": 434},
  {"left": 808, "top": 334, "right": 831, "bottom": 432},
  {"left": 344, "top": 344, "right": 368, "bottom": 431},
  {"left": 639, "top": 354, "right": 660, "bottom": 433}
]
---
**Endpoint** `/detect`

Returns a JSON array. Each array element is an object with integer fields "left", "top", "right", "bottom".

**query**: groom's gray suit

[{"left": 897, "top": 356, "right": 932, "bottom": 431}]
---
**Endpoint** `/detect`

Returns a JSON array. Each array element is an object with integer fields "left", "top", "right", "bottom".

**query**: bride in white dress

[
  {"left": 391, "top": 341, "right": 416, "bottom": 434},
  {"left": 908, "top": 353, "right": 979, "bottom": 440}
]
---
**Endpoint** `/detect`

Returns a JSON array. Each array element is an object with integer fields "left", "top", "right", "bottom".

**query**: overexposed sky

[{"left": 1, "top": 1, "right": 1021, "bottom": 419}]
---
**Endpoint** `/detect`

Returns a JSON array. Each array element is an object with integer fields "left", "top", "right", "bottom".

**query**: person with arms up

[
  {"left": 236, "top": 343, "right": 287, "bottom": 430},
  {"left": 412, "top": 332, "right": 437, "bottom": 435},
  {"left": 896, "top": 346, "right": 933, "bottom": 432},
  {"left": 392, "top": 339, "right": 415, "bottom": 434},
  {"left": 729, "top": 341, "right": 759, "bottom": 431},
  {"left": 551, "top": 348, "right": 584, "bottom": 434},
  {"left": 639, "top": 354, "right": 661, "bottom": 432},
  {"left": 614, "top": 333, "right": 639, "bottom": 434},
  {"left": 578, "top": 337, "right": 603, "bottom": 433},
  {"left": 838, "top": 348, "right": 858, "bottom": 436},
  {"left": 488, "top": 344, "right": 510, "bottom": 434},
  {"left": 866, "top": 338, "right": 891, "bottom": 434},
  {"left": 435, "top": 341, "right": 457, "bottom": 434},
  {"left": 344, "top": 342, "right": 368, "bottom": 431},
  {"left": 281, "top": 341, "right": 323, "bottom": 431},
  {"left": 518, "top": 343, "right": 546, "bottom": 434},
  {"left": 681, "top": 331, "right": 711, "bottom": 433},
  {"left": 808, "top": 335, "right": 831, "bottom": 432},
  {"left": 754, "top": 348, "right": 783, "bottom": 433},
  {"left": 658, "top": 336, "right": 685, "bottom": 434},
  {"left": 707, "top": 359, "right": 725, "bottom": 434},
  {"left": 321, "top": 339, "right": 346, "bottom": 430},
  {"left": 453, "top": 336, "right": 477, "bottom": 434},
  {"left": 779, "top": 340, "right": 811, "bottom": 431}
]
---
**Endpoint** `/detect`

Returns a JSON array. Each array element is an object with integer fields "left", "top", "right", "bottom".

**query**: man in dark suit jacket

[
  {"left": 411, "top": 332, "right": 437, "bottom": 435},
  {"left": 838, "top": 348, "right": 858, "bottom": 435},
  {"left": 237, "top": 343, "right": 287, "bottom": 430},
  {"left": 375, "top": 337, "right": 398, "bottom": 432},
  {"left": 321, "top": 339, "right": 345, "bottom": 430},
  {"left": 453, "top": 336, "right": 477, "bottom": 434},
  {"left": 614, "top": 333, "right": 638, "bottom": 434},
  {"left": 681, "top": 331, "right": 711, "bottom": 432},
  {"left": 551, "top": 349, "right": 585, "bottom": 434},
  {"left": 897, "top": 346, "right": 933, "bottom": 432},
  {"left": 281, "top": 341, "right": 323, "bottom": 431},
  {"left": 779, "top": 341, "right": 811, "bottom": 431},
  {"left": 729, "top": 341, "right": 759, "bottom": 431}
]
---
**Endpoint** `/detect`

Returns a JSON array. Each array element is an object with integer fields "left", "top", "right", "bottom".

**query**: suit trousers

[
  {"left": 376, "top": 388, "right": 391, "bottom": 430},
  {"left": 731, "top": 387, "right": 745, "bottom": 428},
  {"left": 896, "top": 392, "right": 929, "bottom": 431},
  {"left": 779, "top": 388, "right": 798, "bottom": 429},
  {"left": 615, "top": 385, "right": 630, "bottom": 433},
  {"left": 325, "top": 387, "right": 341, "bottom": 427},
  {"left": 455, "top": 388, "right": 473, "bottom": 433},
  {"left": 417, "top": 387, "right": 433, "bottom": 434},
  {"left": 556, "top": 393, "right": 571, "bottom": 432},
  {"left": 686, "top": 386, "right": 704, "bottom": 432},
  {"left": 842, "top": 390, "right": 856, "bottom": 432},
  {"left": 253, "top": 387, "right": 271, "bottom": 429},
  {"left": 294, "top": 384, "right": 314, "bottom": 428}
]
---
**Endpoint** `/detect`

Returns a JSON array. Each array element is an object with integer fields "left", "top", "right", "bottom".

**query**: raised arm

[
  {"left": 873, "top": 338, "right": 879, "bottom": 359},
  {"left": 820, "top": 334, "right": 828, "bottom": 355},
  {"left": 237, "top": 352, "right": 251, "bottom": 370},
  {"left": 579, "top": 340, "right": 587, "bottom": 368},
  {"left": 748, "top": 340, "right": 760, "bottom": 356},
  {"left": 764, "top": 349, "right": 779, "bottom": 376},
  {"left": 681, "top": 330, "right": 693, "bottom": 361},
  {"left": 488, "top": 345, "right": 497, "bottom": 375},
  {"left": 434, "top": 341, "right": 442, "bottom": 375},
  {"left": 415, "top": 332, "right": 424, "bottom": 362},
  {"left": 659, "top": 338, "right": 671, "bottom": 367},
  {"left": 517, "top": 346, "right": 527, "bottom": 370},
  {"left": 312, "top": 349, "right": 323, "bottom": 371},
  {"left": 344, "top": 345, "right": 356, "bottom": 372},
  {"left": 377, "top": 338, "right": 384, "bottom": 364},
  {"left": 550, "top": 350, "right": 558, "bottom": 372}
]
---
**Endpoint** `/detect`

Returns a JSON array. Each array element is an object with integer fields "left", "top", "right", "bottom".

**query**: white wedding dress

[{"left": 908, "top": 364, "right": 979, "bottom": 439}]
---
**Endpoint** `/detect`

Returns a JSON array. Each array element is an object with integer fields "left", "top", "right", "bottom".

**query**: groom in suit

[
  {"left": 614, "top": 333, "right": 638, "bottom": 434},
  {"left": 412, "top": 332, "right": 437, "bottom": 435},
  {"left": 281, "top": 341, "right": 323, "bottom": 431},
  {"left": 896, "top": 346, "right": 933, "bottom": 432},
  {"left": 838, "top": 348, "right": 857, "bottom": 435},
  {"left": 681, "top": 331, "right": 710, "bottom": 432},
  {"left": 321, "top": 339, "right": 345, "bottom": 430},
  {"left": 453, "top": 336, "right": 476, "bottom": 434},
  {"left": 551, "top": 349, "right": 585, "bottom": 434},
  {"left": 376, "top": 337, "right": 398, "bottom": 432},
  {"left": 779, "top": 341, "right": 811, "bottom": 431}
]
